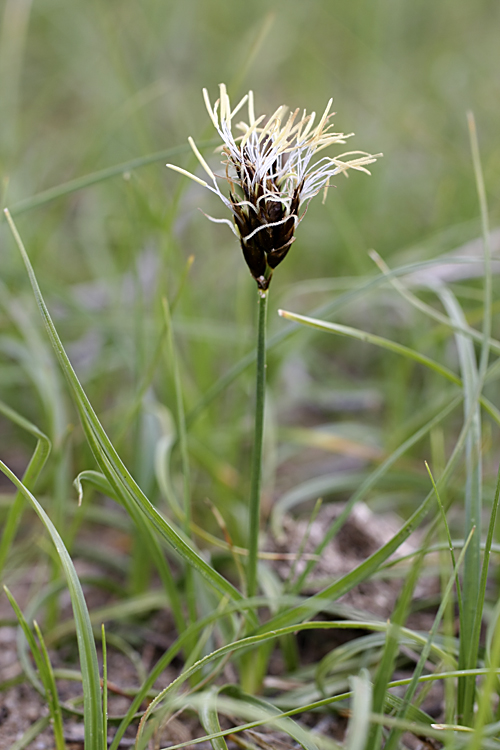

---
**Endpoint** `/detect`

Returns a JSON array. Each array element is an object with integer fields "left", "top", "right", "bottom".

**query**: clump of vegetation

[{"left": 1, "top": 2, "right": 500, "bottom": 749}]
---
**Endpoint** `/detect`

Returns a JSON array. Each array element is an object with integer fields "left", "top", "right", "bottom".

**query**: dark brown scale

[{"left": 229, "top": 148, "right": 302, "bottom": 290}]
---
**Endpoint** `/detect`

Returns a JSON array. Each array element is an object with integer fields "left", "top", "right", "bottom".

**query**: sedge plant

[
  {"left": 168, "top": 82, "right": 379, "bottom": 602},
  {"left": 5, "top": 71, "right": 500, "bottom": 748},
  {"left": 168, "top": 84, "right": 379, "bottom": 688}
]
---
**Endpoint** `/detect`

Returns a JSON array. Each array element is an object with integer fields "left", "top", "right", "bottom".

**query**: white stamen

[
  {"left": 239, "top": 114, "right": 266, "bottom": 150},
  {"left": 242, "top": 215, "right": 297, "bottom": 243},
  {"left": 201, "top": 211, "right": 239, "bottom": 236}
]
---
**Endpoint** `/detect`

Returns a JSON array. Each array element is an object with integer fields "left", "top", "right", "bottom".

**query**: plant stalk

[{"left": 247, "top": 289, "right": 268, "bottom": 600}]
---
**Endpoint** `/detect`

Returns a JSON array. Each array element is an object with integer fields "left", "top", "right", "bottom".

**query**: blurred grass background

[
  {"left": 1, "top": 0, "right": 499, "bottom": 554},
  {"left": 2, "top": 1, "right": 500, "bottom": 744}
]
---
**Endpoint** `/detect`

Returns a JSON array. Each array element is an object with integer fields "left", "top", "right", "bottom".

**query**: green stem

[{"left": 247, "top": 289, "right": 268, "bottom": 599}]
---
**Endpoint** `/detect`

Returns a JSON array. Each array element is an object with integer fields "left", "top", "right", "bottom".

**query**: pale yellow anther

[
  {"left": 300, "top": 111, "right": 316, "bottom": 141},
  {"left": 239, "top": 114, "right": 266, "bottom": 149},
  {"left": 230, "top": 93, "right": 249, "bottom": 121},
  {"left": 248, "top": 90, "right": 255, "bottom": 125},
  {"left": 258, "top": 105, "right": 285, "bottom": 142},
  {"left": 271, "top": 108, "right": 300, "bottom": 152},
  {"left": 166, "top": 164, "right": 208, "bottom": 187},
  {"left": 219, "top": 83, "right": 229, "bottom": 121},
  {"left": 203, "top": 88, "right": 218, "bottom": 128},
  {"left": 316, "top": 98, "right": 333, "bottom": 136},
  {"left": 188, "top": 137, "right": 215, "bottom": 180}
]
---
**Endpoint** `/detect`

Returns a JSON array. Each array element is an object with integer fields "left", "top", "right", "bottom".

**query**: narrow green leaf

[
  {"left": 102, "top": 624, "right": 108, "bottom": 746},
  {"left": 277, "top": 309, "right": 500, "bottom": 426},
  {"left": 0, "top": 400, "right": 51, "bottom": 577},
  {"left": 4, "top": 587, "right": 46, "bottom": 694},
  {"left": 438, "top": 288, "right": 482, "bottom": 724},
  {"left": 346, "top": 670, "right": 372, "bottom": 750},
  {"left": 33, "top": 621, "right": 66, "bottom": 750},
  {"left": 222, "top": 685, "right": 320, "bottom": 750},
  {"left": 384, "top": 526, "right": 474, "bottom": 750},
  {"left": 187, "top": 254, "right": 500, "bottom": 427},
  {"left": 3, "top": 209, "right": 254, "bottom": 625},
  {"left": 9, "top": 717, "right": 51, "bottom": 750},
  {"left": 0, "top": 464, "right": 104, "bottom": 750},
  {"left": 75, "top": 469, "right": 186, "bottom": 636},
  {"left": 5, "top": 140, "right": 218, "bottom": 217},
  {"left": 199, "top": 687, "right": 229, "bottom": 750}
]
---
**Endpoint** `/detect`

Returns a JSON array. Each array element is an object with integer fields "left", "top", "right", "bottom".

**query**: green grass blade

[
  {"left": 369, "top": 250, "right": 500, "bottom": 358},
  {"left": 186, "top": 254, "right": 500, "bottom": 428},
  {"left": 75, "top": 469, "right": 186, "bottom": 636},
  {"left": 384, "top": 527, "right": 474, "bottom": 750},
  {"left": 4, "top": 586, "right": 47, "bottom": 694},
  {"left": 278, "top": 309, "right": 462, "bottom": 384},
  {"left": 9, "top": 717, "right": 51, "bottom": 750},
  {"left": 291, "top": 396, "right": 461, "bottom": 594},
  {"left": 466, "top": 460, "right": 500, "bottom": 735},
  {"left": 33, "top": 620, "right": 66, "bottom": 750},
  {"left": 278, "top": 306, "right": 500, "bottom": 427},
  {"left": 467, "top": 111, "right": 492, "bottom": 384},
  {"left": 162, "top": 296, "right": 197, "bottom": 636},
  {"left": 425, "top": 461, "right": 464, "bottom": 617},
  {"left": 199, "top": 687, "right": 229, "bottom": 750},
  {"left": 346, "top": 670, "right": 372, "bottom": 750},
  {"left": 4, "top": 140, "right": 218, "bottom": 217},
  {"left": 0, "top": 465, "right": 104, "bottom": 750},
  {"left": 3, "top": 209, "right": 253, "bottom": 623},
  {"left": 438, "top": 287, "right": 482, "bottom": 724},
  {"left": 0, "top": 400, "right": 51, "bottom": 577},
  {"left": 101, "top": 624, "right": 108, "bottom": 746},
  {"left": 222, "top": 685, "right": 320, "bottom": 750}
]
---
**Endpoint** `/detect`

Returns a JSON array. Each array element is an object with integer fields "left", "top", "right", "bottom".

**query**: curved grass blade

[
  {"left": 33, "top": 620, "right": 66, "bottom": 750},
  {"left": 134, "top": 667, "right": 500, "bottom": 750},
  {"left": 290, "top": 396, "right": 461, "bottom": 594},
  {"left": 383, "top": 527, "right": 474, "bottom": 750},
  {"left": 438, "top": 287, "right": 482, "bottom": 724},
  {"left": 199, "top": 687, "right": 229, "bottom": 750},
  {"left": 4, "top": 140, "right": 218, "bottom": 217},
  {"left": 3, "top": 209, "right": 252, "bottom": 623},
  {"left": 222, "top": 685, "right": 320, "bottom": 750},
  {"left": 0, "top": 462, "right": 104, "bottom": 750},
  {"left": 186, "top": 254, "right": 500, "bottom": 428},
  {"left": 75, "top": 469, "right": 186, "bottom": 636},
  {"left": 0, "top": 400, "right": 51, "bottom": 577},
  {"left": 277, "top": 309, "right": 500, "bottom": 426},
  {"left": 9, "top": 717, "right": 51, "bottom": 750},
  {"left": 4, "top": 587, "right": 47, "bottom": 696},
  {"left": 346, "top": 670, "right": 372, "bottom": 750},
  {"left": 368, "top": 249, "right": 500, "bottom": 358},
  {"left": 135, "top": 618, "right": 451, "bottom": 746},
  {"left": 109, "top": 594, "right": 300, "bottom": 750}
]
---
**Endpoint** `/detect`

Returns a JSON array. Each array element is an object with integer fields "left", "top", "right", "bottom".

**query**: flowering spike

[{"left": 168, "top": 86, "right": 381, "bottom": 290}]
